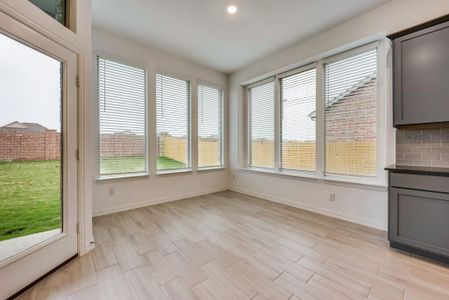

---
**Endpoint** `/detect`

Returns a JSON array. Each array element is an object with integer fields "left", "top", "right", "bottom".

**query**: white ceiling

[{"left": 92, "top": 0, "right": 390, "bottom": 74}]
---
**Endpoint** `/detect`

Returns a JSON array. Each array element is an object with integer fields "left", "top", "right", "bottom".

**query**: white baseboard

[
  {"left": 230, "top": 187, "right": 387, "bottom": 231},
  {"left": 79, "top": 242, "right": 95, "bottom": 256},
  {"left": 92, "top": 187, "right": 228, "bottom": 217}
]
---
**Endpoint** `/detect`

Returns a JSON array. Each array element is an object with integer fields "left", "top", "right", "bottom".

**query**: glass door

[{"left": 0, "top": 10, "right": 78, "bottom": 299}]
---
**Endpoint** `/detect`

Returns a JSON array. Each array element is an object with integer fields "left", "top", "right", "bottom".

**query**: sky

[{"left": 0, "top": 33, "right": 62, "bottom": 131}]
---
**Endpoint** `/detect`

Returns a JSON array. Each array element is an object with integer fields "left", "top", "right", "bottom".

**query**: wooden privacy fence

[
  {"left": 99, "top": 133, "right": 222, "bottom": 167},
  {"left": 158, "top": 135, "right": 221, "bottom": 167},
  {"left": 251, "top": 140, "right": 376, "bottom": 176},
  {"left": 1, "top": 129, "right": 375, "bottom": 175}
]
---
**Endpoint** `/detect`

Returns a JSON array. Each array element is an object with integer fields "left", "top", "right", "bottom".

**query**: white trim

[
  {"left": 316, "top": 62, "right": 325, "bottom": 177},
  {"left": 247, "top": 76, "right": 276, "bottom": 89},
  {"left": 157, "top": 168, "right": 193, "bottom": 175},
  {"left": 197, "top": 79, "right": 224, "bottom": 91},
  {"left": 277, "top": 62, "right": 317, "bottom": 79},
  {"left": 243, "top": 40, "right": 385, "bottom": 186},
  {"left": 197, "top": 166, "right": 226, "bottom": 172},
  {"left": 95, "top": 55, "right": 149, "bottom": 180},
  {"left": 81, "top": 242, "right": 95, "bottom": 256},
  {"left": 240, "top": 34, "right": 385, "bottom": 87},
  {"left": 278, "top": 65, "right": 318, "bottom": 172},
  {"left": 155, "top": 68, "right": 193, "bottom": 83},
  {"left": 320, "top": 41, "right": 379, "bottom": 65},
  {"left": 156, "top": 72, "right": 193, "bottom": 171},
  {"left": 92, "top": 187, "right": 228, "bottom": 217},
  {"left": 97, "top": 172, "right": 149, "bottom": 181},
  {"left": 230, "top": 187, "right": 387, "bottom": 231},
  {"left": 274, "top": 75, "right": 281, "bottom": 171},
  {"left": 237, "top": 167, "right": 387, "bottom": 191},
  {"left": 0, "top": 232, "right": 67, "bottom": 269},
  {"left": 0, "top": 0, "right": 93, "bottom": 263},
  {"left": 95, "top": 50, "right": 148, "bottom": 71},
  {"left": 246, "top": 78, "right": 276, "bottom": 169},
  {"left": 197, "top": 82, "right": 225, "bottom": 169}
]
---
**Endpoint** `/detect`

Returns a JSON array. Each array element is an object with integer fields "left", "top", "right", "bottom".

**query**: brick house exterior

[{"left": 324, "top": 76, "right": 377, "bottom": 142}]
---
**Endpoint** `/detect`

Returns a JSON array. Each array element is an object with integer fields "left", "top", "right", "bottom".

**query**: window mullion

[
  {"left": 316, "top": 62, "right": 325, "bottom": 178},
  {"left": 148, "top": 70, "right": 157, "bottom": 175},
  {"left": 246, "top": 88, "right": 252, "bottom": 168},
  {"left": 274, "top": 77, "right": 281, "bottom": 171},
  {"left": 190, "top": 81, "right": 196, "bottom": 171}
]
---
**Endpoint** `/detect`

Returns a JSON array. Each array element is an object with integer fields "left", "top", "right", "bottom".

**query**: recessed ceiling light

[{"left": 227, "top": 4, "right": 238, "bottom": 14}]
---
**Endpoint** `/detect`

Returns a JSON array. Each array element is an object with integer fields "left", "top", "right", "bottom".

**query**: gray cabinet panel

[
  {"left": 389, "top": 187, "right": 449, "bottom": 257},
  {"left": 390, "top": 173, "right": 449, "bottom": 193},
  {"left": 393, "top": 21, "right": 449, "bottom": 126}
]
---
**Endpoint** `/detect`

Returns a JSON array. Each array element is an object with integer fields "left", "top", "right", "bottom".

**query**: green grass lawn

[
  {"left": 157, "top": 156, "right": 187, "bottom": 170},
  {"left": 0, "top": 160, "right": 61, "bottom": 241},
  {"left": 100, "top": 156, "right": 187, "bottom": 174},
  {"left": 1, "top": 156, "right": 186, "bottom": 241}
]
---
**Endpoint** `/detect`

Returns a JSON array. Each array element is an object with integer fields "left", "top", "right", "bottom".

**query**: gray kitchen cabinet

[
  {"left": 392, "top": 21, "right": 449, "bottom": 126},
  {"left": 389, "top": 187, "right": 449, "bottom": 258},
  {"left": 386, "top": 168, "right": 449, "bottom": 263}
]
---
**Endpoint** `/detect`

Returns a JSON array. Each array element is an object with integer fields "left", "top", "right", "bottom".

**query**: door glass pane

[{"left": 0, "top": 33, "right": 62, "bottom": 263}]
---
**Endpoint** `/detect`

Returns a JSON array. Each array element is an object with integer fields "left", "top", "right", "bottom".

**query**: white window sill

[
  {"left": 237, "top": 167, "right": 387, "bottom": 191},
  {"left": 157, "top": 168, "right": 193, "bottom": 175},
  {"left": 197, "top": 166, "right": 226, "bottom": 172},
  {"left": 97, "top": 172, "right": 149, "bottom": 182}
]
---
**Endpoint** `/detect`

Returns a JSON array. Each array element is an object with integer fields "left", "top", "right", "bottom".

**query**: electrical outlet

[
  {"left": 109, "top": 188, "right": 115, "bottom": 196},
  {"left": 329, "top": 193, "right": 336, "bottom": 202}
]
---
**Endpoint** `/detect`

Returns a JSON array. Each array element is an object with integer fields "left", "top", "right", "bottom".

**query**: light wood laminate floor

[{"left": 16, "top": 191, "right": 449, "bottom": 299}]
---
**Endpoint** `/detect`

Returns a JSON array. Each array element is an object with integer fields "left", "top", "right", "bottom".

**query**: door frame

[
  {"left": 0, "top": 5, "right": 88, "bottom": 299},
  {"left": 0, "top": 0, "right": 92, "bottom": 257}
]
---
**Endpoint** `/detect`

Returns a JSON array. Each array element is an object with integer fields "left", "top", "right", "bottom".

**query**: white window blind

[
  {"left": 280, "top": 68, "right": 316, "bottom": 171},
  {"left": 198, "top": 84, "right": 223, "bottom": 168},
  {"left": 248, "top": 80, "right": 275, "bottom": 168},
  {"left": 156, "top": 74, "right": 190, "bottom": 171},
  {"left": 324, "top": 48, "right": 377, "bottom": 177},
  {"left": 97, "top": 57, "right": 147, "bottom": 177}
]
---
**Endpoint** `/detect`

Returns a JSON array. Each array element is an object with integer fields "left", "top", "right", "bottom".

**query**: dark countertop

[{"left": 385, "top": 164, "right": 449, "bottom": 177}]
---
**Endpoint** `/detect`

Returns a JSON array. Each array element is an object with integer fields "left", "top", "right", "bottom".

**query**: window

[
  {"left": 198, "top": 84, "right": 224, "bottom": 168},
  {"left": 245, "top": 43, "right": 380, "bottom": 182},
  {"left": 29, "top": 0, "right": 67, "bottom": 26},
  {"left": 324, "top": 49, "right": 377, "bottom": 177},
  {"left": 156, "top": 74, "right": 191, "bottom": 171},
  {"left": 97, "top": 57, "right": 147, "bottom": 178},
  {"left": 248, "top": 80, "right": 275, "bottom": 169},
  {"left": 280, "top": 68, "right": 316, "bottom": 171}
]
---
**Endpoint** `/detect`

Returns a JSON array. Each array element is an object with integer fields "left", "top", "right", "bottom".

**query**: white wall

[
  {"left": 92, "top": 28, "right": 229, "bottom": 216},
  {"left": 229, "top": 0, "right": 449, "bottom": 230}
]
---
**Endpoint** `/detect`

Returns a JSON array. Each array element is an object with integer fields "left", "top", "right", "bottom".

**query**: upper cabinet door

[{"left": 394, "top": 21, "right": 449, "bottom": 126}]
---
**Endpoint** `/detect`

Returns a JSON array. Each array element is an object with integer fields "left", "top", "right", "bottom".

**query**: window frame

[
  {"left": 155, "top": 70, "right": 192, "bottom": 174},
  {"left": 197, "top": 80, "right": 225, "bottom": 170},
  {"left": 322, "top": 44, "right": 379, "bottom": 179},
  {"left": 278, "top": 63, "right": 317, "bottom": 173},
  {"left": 243, "top": 41, "right": 386, "bottom": 186},
  {"left": 95, "top": 53, "right": 149, "bottom": 180},
  {"left": 246, "top": 77, "right": 276, "bottom": 170}
]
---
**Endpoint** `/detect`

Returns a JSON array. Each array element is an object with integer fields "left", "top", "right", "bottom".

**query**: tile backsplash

[{"left": 396, "top": 127, "right": 449, "bottom": 167}]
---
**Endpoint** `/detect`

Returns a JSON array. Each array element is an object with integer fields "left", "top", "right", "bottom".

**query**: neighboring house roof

[
  {"left": 308, "top": 73, "right": 376, "bottom": 120},
  {"left": 0, "top": 122, "right": 48, "bottom": 133}
]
